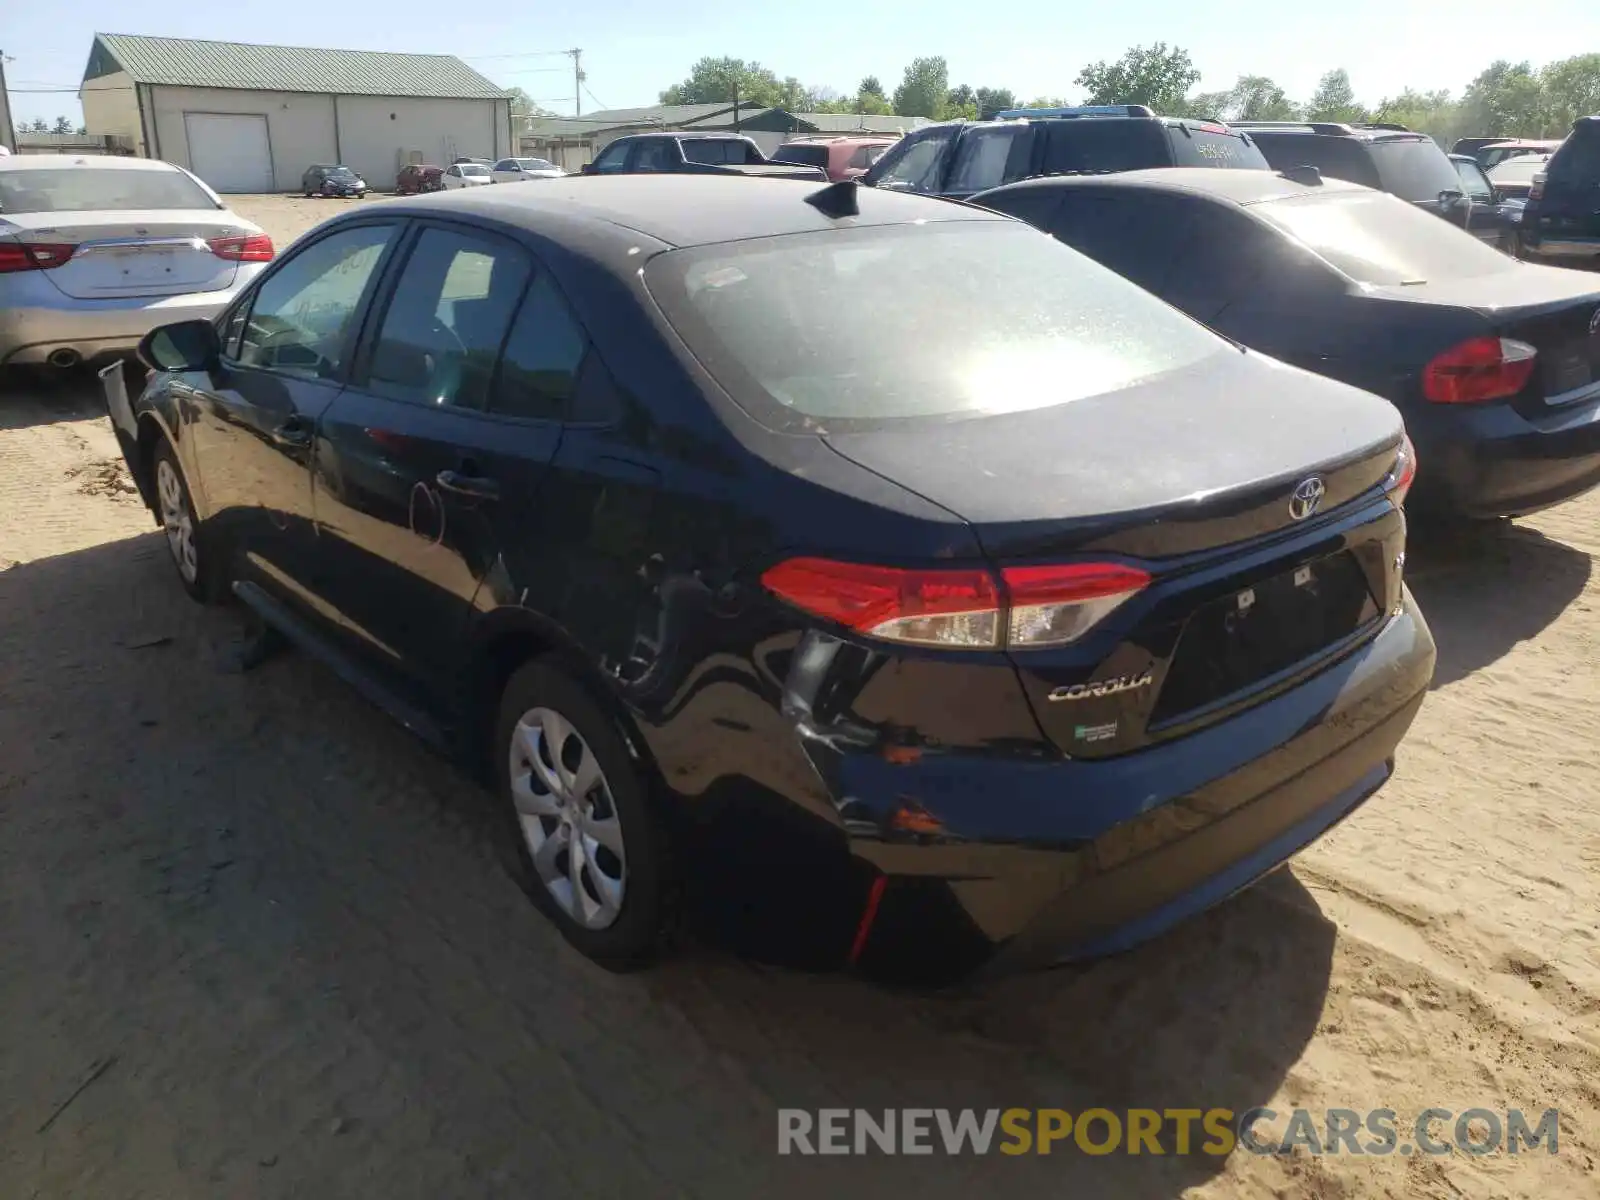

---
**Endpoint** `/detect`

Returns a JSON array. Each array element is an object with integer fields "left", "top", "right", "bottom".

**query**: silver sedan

[{"left": 0, "top": 154, "right": 271, "bottom": 369}]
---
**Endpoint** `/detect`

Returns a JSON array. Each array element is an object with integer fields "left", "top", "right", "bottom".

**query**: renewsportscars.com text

[{"left": 777, "top": 1107, "right": 1561, "bottom": 1157}]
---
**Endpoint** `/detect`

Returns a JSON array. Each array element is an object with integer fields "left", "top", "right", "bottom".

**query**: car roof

[
  {"left": 618, "top": 131, "right": 752, "bottom": 141},
  {"left": 1240, "top": 125, "right": 1431, "bottom": 144},
  {"left": 381, "top": 174, "right": 1004, "bottom": 249},
  {"left": 0, "top": 154, "right": 185, "bottom": 173},
  {"left": 980, "top": 166, "right": 1372, "bottom": 206}
]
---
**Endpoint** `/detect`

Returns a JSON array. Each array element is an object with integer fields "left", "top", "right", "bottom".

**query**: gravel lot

[{"left": 2, "top": 194, "right": 1598, "bottom": 1199}]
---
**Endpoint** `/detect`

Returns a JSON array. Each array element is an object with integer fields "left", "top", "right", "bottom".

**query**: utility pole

[
  {"left": 567, "top": 48, "right": 584, "bottom": 117},
  {"left": 0, "top": 50, "right": 17, "bottom": 153},
  {"left": 732, "top": 81, "right": 740, "bottom": 132}
]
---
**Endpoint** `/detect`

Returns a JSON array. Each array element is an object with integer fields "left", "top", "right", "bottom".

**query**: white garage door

[{"left": 183, "top": 113, "right": 273, "bottom": 193}]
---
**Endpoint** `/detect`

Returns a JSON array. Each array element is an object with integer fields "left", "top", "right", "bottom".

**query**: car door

[
  {"left": 309, "top": 220, "right": 567, "bottom": 699},
  {"left": 1532, "top": 125, "right": 1600, "bottom": 250},
  {"left": 863, "top": 125, "right": 959, "bottom": 194},
  {"left": 185, "top": 219, "right": 400, "bottom": 611},
  {"left": 1452, "top": 157, "right": 1504, "bottom": 246}
]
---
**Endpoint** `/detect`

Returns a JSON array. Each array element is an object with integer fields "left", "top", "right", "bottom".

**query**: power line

[{"left": 462, "top": 49, "right": 571, "bottom": 61}]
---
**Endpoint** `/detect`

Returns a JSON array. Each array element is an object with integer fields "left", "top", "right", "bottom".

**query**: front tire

[
  {"left": 152, "top": 439, "right": 224, "bottom": 604},
  {"left": 493, "top": 661, "right": 675, "bottom": 970}
]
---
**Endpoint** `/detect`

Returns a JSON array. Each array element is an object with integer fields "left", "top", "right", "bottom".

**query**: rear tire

[
  {"left": 492, "top": 661, "right": 675, "bottom": 970},
  {"left": 151, "top": 439, "right": 225, "bottom": 604}
]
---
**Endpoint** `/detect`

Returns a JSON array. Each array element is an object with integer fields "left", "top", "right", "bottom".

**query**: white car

[
  {"left": 0, "top": 155, "right": 271, "bottom": 370},
  {"left": 442, "top": 163, "right": 493, "bottom": 189},
  {"left": 490, "top": 157, "right": 567, "bottom": 184}
]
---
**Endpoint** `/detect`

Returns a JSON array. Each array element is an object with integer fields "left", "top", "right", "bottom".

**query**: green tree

[
  {"left": 1459, "top": 60, "right": 1546, "bottom": 135},
  {"left": 660, "top": 57, "right": 786, "bottom": 107},
  {"left": 52, "top": 115, "right": 73, "bottom": 134},
  {"left": 974, "top": 86, "right": 1017, "bottom": 118},
  {"left": 1540, "top": 53, "right": 1600, "bottom": 133},
  {"left": 1373, "top": 88, "right": 1462, "bottom": 143},
  {"left": 1023, "top": 95, "right": 1072, "bottom": 109},
  {"left": 1186, "top": 76, "right": 1298, "bottom": 121},
  {"left": 504, "top": 86, "right": 554, "bottom": 124},
  {"left": 893, "top": 56, "right": 950, "bottom": 118},
  {"left": 1076, "top": 43, "right": 1199, "bottom": 112},
  {"left": 860, "top": 76, "right": 885, "bottom": 100},
  {"left": 27, "top": 117, "right": 49, "bottom": 132},
  {"left": 1305, "top": 69, "right": 1369, "bottom": 123}
]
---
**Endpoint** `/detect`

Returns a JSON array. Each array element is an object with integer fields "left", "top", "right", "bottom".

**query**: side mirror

[
  {"left": 580, "top": 163, "right": 597, "bottom": 176},
  {"left": 139, "top": 319, "right": 220, "bottom": 374},
  {"left": 1438, "top": 188, "right": 1465, "bottom": 208}
]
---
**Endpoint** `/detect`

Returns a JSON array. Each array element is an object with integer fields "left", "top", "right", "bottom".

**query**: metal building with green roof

[{"left": 80, "top": 32, "right": 513, "bottom": 192}]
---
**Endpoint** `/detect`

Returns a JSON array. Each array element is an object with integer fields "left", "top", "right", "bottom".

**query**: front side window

[
  {"left": 591, "top": 141, "right": 631, "bottom": 173},
  {"left": 634, "top": 140, "right": 676, "bottom": 172},
  {"left": 645, "top": 220, "right": 1227, "bottom": 431},
  {"left": 1256, "top": 190, "right": 1517, "bottom": 285},
  {"left": 365, "top": 227, "right": 528, "bottom": 409},
  {"left": 493, "top": 160, "right": 515, "bottom": 171},
  {"left": 236, "top": 224, "right": 394, "bottom": 379},
  {"left": 491, "top": 274, "right": 589, "bottom": 421},
  {"left": 1453, "top": 159, "right": 1493, "bottom": 202},
  {"left": 868, "top": 129, "right": 953, "bottom": 193},
  {"left": 0, "top": 167, "right": 219, "bottom": 214}
]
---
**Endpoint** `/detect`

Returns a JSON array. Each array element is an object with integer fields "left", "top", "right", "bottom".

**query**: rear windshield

[
  {"left": 1367, "top": 138, "right": 1462, "bottom": 202},
  {"left": 1489, "top": 156, "right": 1549, "bottom": 184},
  {"left": 1256, "top": 190, "right": 1516, "bottom": 285},
  {"left": 772, "top": 144, "right": 830, "bottom": 169},
  {"left": 644, "top": 220, "right": 1227, "bottom": 432},
  {"left": 1548, "top": 127, "right": 1600, "bottom": 182},
  {"left": 1166, "top": 126, "right": 1271, "bottom": 170},
  {"left": 1037, "top": 120, "right": 1165, "bottom": 174},
  {"left": 0, "top": 167, "right": 219, "bottom": 214},
  {"left": 682, "top": 139, "right": 756, "bottom": 165}
]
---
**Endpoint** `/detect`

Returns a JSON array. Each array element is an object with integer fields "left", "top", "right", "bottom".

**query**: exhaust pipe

[{"left": 47, "top": 348, "right": 82, "bottom": 369}]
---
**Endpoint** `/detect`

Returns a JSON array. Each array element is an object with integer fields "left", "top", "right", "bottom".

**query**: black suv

[
  {"left": 1232, "top": 122, "right": 1473, "bottom": 227},
  {"left": 1521, "top": 116, "right": 1600, "bottom": 265},
  {"left": 861, "top": 105, "right": 1270, "bottom": 201}
]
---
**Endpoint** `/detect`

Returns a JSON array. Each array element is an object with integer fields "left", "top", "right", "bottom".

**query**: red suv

[
  {"left": 395, "top": 163, "right": 444, "bottom": 194},
  {"left": 771, "top": 136, "right": 897, "bottom": 181}
]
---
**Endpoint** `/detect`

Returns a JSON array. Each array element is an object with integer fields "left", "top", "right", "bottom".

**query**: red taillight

[
  {"left": 761, "top": 557, "right": 1150, "bottom": 649},
  {"left": 760, "top": 558, "right": 1001, "bottom": 647},
  {"left": 208, "top": 233, "right": 274, "bottom": 262},
  {"left": 0, "top": 241, "right": 76, "bottom": 273},
  {"left": 1383, "top": 433, "right": 1418, "bottom": 508},
  {"left": 1422, "top": 336, "right": 1536, "bottom": 404}
]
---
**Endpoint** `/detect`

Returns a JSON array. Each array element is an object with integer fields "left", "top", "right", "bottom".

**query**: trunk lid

[
  {"left": 1369, "top": 267, "right": 1600, "bottom": 411},
  {"left": 0, "top": 209, "right": 249, "bottom": 299},
  {"left": 823, "top": 349, "right": 1403, "bottom": 561},
  {"left": 824, "top": 350, "right": 1406, "bottom": 757}
]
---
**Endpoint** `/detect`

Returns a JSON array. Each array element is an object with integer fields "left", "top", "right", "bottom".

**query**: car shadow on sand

[
  {"left": 0, "top": 364, "right": 135, "bottom": 431},
  {"left": 1405, "top": 517, "right": 1593, "bottom": 688},
  {"left": 0, "top": 531, "right": 1337, "bottom": 1199}
]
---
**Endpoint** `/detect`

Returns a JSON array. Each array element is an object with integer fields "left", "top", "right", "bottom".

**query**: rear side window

[
  {"left": 1037, "top": 120, "right": 1168, "bottom": 175},
  {"left": 491, "top": 275, "right": 589, "bottom": 421},
  {"left": 683, "top": 139, "right": 755, "bottom": 165},
  {"left": 0, "top": 167, "right": 219, "bottom": 214},
  {"left": 1050, "top": 190, "right": 1193, "bottom": 294},
  {"left": 365, "top": 227, "right": 528, "bottom": 409},
  {"left": 1252, "top": 135, "right": 1381, "bottom": 189},
  {"left": 1367, "top": 138, "right": 1462, "bottom": 202},
  {"left": 946, "top": 125, "right": 1034, "bottom": 193},
  {"left": 1167, "top": 127, "right": 1270, "bottom": 170},
  {"left": 773, "top": 144, "right": 830, "bottom": 169}
]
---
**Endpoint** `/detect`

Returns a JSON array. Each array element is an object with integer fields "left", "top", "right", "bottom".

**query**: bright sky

[{"left": 4, "top": 0, "right": 1595, "bottom": 126}]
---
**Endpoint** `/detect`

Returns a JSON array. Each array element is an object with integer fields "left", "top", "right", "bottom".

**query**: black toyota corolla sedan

[
  {"left": 973, "top": 168, "right": 1600, "bottom": 522},
  {"left": 102, "top": 176, "right": 1435, "bottom": 983}
]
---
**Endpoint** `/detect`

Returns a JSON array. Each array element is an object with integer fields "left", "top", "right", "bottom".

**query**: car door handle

[
  {"left": 271, "top": 418, "right": 313, "bottom": 448},
  {"left": 436, "top": 469, "right": 500, "bottom": 500}
]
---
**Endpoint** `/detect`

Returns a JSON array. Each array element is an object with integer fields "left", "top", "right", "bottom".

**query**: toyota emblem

[{"left": 1289, "top": 476, "right": 1326, "bottom": 521}]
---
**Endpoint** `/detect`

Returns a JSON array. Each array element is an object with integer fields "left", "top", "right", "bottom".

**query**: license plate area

[{"left": 1151, "top": 551, "right": 1379, "bottom": 725}]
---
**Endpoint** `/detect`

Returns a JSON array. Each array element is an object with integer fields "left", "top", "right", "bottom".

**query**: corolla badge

[
  {"left": 1288, "top": 475, "right": 1326, "bottom": 521},
  {"left": 1048, "top": 670, "right": 1155, "bottom": 703}
]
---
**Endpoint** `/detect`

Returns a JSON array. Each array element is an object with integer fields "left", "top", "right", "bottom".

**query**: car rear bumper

[
  {"left": 0, "top": 269, "right": 261, "bottom": 366},
  {"left": 1410, "top": 390, "right": 1600, "bottom": 518},
  {"left": 816, "top": 592, "right": 1435, "bottom": 983}
]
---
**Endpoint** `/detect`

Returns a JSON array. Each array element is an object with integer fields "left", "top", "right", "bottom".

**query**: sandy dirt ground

[{"left": 1, "top": 194, "right": 1598, "bottom": 1199}]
